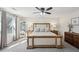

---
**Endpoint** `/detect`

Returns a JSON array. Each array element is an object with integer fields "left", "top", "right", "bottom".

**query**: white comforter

[
  {"left": 28, "top": 32, "right": 61, "bottom": 45},
  {"left": 29, "top": 32, "right": 57, "bottom": 36}
]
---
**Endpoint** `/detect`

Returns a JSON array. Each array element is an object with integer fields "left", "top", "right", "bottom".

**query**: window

[
  {"left": 20, "top": 21, "right": 26, "bottom": 32},
  {"left": 6, "top": 13, "right": 16, "bottom": 43},
  {"left": 7, "top": 13, "right": 16, "bottom": 33}
]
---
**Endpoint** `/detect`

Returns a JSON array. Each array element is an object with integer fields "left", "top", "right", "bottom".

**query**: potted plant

[{"left": 68, "top": 24, "right": 73, "bottom": 32}]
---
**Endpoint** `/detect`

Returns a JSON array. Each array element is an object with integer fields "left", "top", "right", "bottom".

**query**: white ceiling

[{"left": 3, "top": 7, "right": 79, "bottom": 18}]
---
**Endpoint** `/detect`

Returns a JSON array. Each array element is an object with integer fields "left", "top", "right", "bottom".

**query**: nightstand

[{"left": 50, "top": 30, "right": 58, "bottom": 35}]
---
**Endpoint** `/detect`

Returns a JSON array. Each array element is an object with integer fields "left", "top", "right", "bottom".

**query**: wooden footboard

[{"left": 27, "top": 35, "right": 64, "bottom": 49}]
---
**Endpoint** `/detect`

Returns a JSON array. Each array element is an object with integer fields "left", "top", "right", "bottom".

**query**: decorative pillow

[
  {"left": 45, "top": 27, "right": 49, "bottom": 32},
  {"left": 34, "top": 27, "right": 40, "bottom": 32},
  {"left": 40, "top": 28, "right": 45, "bottom": 32}
]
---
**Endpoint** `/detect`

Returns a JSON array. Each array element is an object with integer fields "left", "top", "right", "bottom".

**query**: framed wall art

[{"left": 71, "top": 17, "right": 79, "bottom": 26}]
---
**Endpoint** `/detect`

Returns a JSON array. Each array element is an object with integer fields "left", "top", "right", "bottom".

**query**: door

[{"left": 7, "top": 13, "right": 16, "bottom": 44}]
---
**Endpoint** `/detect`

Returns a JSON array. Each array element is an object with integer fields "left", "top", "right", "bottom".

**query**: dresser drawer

[{"left": 64, "top": 32, "right": 79, "bottom": 49}]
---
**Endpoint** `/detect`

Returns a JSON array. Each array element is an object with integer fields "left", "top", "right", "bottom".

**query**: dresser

[{"left": 64, "top": 32, "right": 79, "bottom": 49}]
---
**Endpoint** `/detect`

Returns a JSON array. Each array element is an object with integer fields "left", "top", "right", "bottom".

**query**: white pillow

[
  {"left": 45, "top": 27, "right": 49, "bottom": 32},
  {"left": 40, "top": 28, "right": 45, "bottom": 32},
  {"left": 34, "top": 27, "right": 40, "bottom": 32}
]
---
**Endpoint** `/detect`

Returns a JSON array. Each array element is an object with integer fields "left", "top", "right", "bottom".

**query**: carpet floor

[{"left": 0, "top": 38, "right": 79, "bottom": 52}]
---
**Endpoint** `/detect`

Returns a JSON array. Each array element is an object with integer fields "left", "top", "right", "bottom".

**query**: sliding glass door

[{"left": 7, "top": 13, "right": 16, "bottom": 44}]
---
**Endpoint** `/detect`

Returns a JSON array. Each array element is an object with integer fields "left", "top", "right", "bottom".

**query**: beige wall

[
  {"left": 25, "top": 17, "right": 60, "bottom": 30},
  {"left": 58, "top": 10, "right": 79, "bottom": 35}
]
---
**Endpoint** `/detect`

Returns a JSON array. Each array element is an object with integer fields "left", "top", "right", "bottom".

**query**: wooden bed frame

[{"left": 27, "top": 23, "right": 64, "bottom": 49}]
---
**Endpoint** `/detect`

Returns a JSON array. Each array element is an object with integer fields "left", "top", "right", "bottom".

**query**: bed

[{"left": 27, "top": 23, "right": 64, "bottom": 49}]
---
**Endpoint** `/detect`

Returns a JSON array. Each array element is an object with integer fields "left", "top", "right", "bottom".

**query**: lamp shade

[{"left": 52, "top": 23, "right": 56, "bottom": 28}]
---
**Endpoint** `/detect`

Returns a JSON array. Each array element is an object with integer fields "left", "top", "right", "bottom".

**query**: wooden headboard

[{"left": 33, "top": 23, "right": 50, "bottom": 31}]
